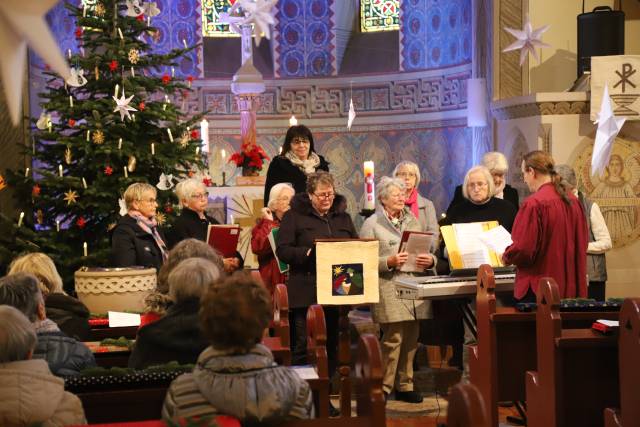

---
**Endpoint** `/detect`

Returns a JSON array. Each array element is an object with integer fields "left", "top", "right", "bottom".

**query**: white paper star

[
  {"left": 502, "top": 15, "right": 551, "bottom": 66},
  {"left": 66, "top": 67, "right": 88, "bottom": 87},
  {"left": 156, "top": 173, "right": 175, "bottom": 190},
  {"left": 113, "top": 90, "right": 137, "bottom": 121},
  {"left": 125, "top": 0, "right": 144, "bottom": 17},
  {"left": 144, "top": 2, "right": 161, "bottom": 18},
  {"left": 591, "top": 84, "right": 626, "bottom": 177},
  {"left": 347, "top": 98, "right": 356, "bottom": 131},
  {"left": 0, "top": 0, "right": 71, "bottom": 125},
  {"left": 230, "top": 0, "right": 277, "bottom": 46}
]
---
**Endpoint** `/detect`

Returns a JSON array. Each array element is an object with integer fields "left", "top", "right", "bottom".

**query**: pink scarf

[
  {"left": 128, "top": 210, "right": 168, "bottom": 261},
  {"left": 405, "top": 188, "right": 419, "bottom": 219}
]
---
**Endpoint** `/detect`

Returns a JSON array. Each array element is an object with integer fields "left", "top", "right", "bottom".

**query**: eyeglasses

[
  {"left": 190, "top": 192, "right": 209, "bottom": 199},
  {"left": 396, "top": 172, "right": 416, "bottom": 178},
  {"left": 467, "top": 182, "right": 488, "bottom": 189},
  {"left": 139, "top": 198, "right": 157, "bottom": 204},
  {"left": 313, "top": 192, "right": 335, "bottom": 199},
  {"left": 291, "top": 138, "right": 310, "bottom": 145}
]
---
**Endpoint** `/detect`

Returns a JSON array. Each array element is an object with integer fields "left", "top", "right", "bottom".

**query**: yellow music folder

[{"left": 440, "top": 221, "right": 504, "bottom": 269}]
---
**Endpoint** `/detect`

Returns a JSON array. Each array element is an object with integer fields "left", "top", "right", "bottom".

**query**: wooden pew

[
  {"left": 469, "top": 264, "right": 619, "bottom": 427},
  {"left": 305, "top": 304, "right": 330, "bottom": 419},
  {"left": 262, "top": 283, "right": 292, "bottom": 365},
  {"left": 88, "top": 325, "right": 138, "bottom": 341},
  {"left": 604, "top": 298, "right": 640, "bottom": 427},
  {"left": 447, "top": 383, "right": 489, "bottom": 427},
  {"left": 526, "top": 278, "right": 620, "bottom": 427}
]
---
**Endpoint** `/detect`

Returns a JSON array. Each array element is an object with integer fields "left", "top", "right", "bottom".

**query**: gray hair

[
  {"left": 267, "top": 183, "right": 295, "bottom": 210},
  {"left": 555, "top": 164, "right": 577, "bottom": 189},
  {"left": 175, "top": 178, "right": 207, "bottom": 205},
  {"left": 392, "top": 161, "right": 421, "bottom": 184},
  {"left": 0, "top": 273, "right": 44, "bottom": 322},
  {"left": 462, "top": 165, "right": 495, "bottom": 201},
  {"left": 0, "top": 305, "right": 37, "bottom": 363},
  {"left": 377, "top": 176, "right": 406, "bottom": 205},
  {"left": 9, "top": 252, "right": 65, "bottom": 296},
  {"left": 123, "top": 182, "right": 156, "bottom": 210},
  {"left": 168, "top": 258, "right": 222, "bottom": 302},
  {"left": 482, "top": 151, "right": 509, "bottom": 174},
  {"left": 306, "top": 171, "right": 335, "bottom": 194}
]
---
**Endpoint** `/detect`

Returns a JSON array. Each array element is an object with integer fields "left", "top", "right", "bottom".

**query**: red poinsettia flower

[
  {"left": 75, "top": 27, "right": 83, "bottom": 39},
  {"left": 136, "top": 14, "right": 145, "bottom": 21},
  {"left": 104, "top": 166, "right": 113, "bottom": 176},
  {"left": 32, "top": 184, "right": 41, "bottom": 197},
  {"left": 202, "top": 177, "right": 213, "bottom": 187},
  {"left": 162, "top": 74, "right": 171, "bottom": 85},
  {"left": 76, "top": 216, "right": 87, "bottom": 228},
  {"left": 109, "top": 60, "right": 118, "bottom": 71},
  {"left": 68, "top": 119, "right": 76, "bottom": 127},
  {"left": 228, "top": 142, "right": 270, "bottom": 171},
  {"left": 138, "top": 101, "right": 146, "bottom": 111},
  {"left": 190, "top": 129, "right": 199, "bottom": 139}
]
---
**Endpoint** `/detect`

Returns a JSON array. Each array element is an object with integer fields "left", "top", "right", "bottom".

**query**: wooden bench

[
  {"left": 88, "top": 325, "right": 138, "bottom": 341},
  {"left": 262, "top": 283, "right": 292, "bottom": 365},
  {"left": 469, "top": 264, "right": 620, "bottom": 427},
  {"left": 304, "top": 304, "right": 330, "bottom": 419},
  {"left": 526, "top": 278, "right": 620, "bottom": 427},
  {"left": 604, "top": 298, "right": 640, "bottom": 427},
  {"left": 83, "top": 341, "right": 131, "bottom": 368},
  {"left": 447, "top": 383, "right": 489, "bottom": 427}
]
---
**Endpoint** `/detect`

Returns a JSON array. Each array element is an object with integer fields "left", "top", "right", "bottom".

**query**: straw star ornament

[{"left": 113, "top": 90, "right": 137, "bottom": 121}]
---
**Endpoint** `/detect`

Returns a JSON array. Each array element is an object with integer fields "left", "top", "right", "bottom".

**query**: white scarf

[{"left": 285, "top": 151, "right": 321, "bottom": 175}]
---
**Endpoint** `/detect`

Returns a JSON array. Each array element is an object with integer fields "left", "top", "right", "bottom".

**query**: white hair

[
  {"left": 462, "top": 165, "right": 495, "bottom": 201},
  {"left": 175, "top": 179, "right": 207, "bottom": 206},
  {"left": 168, "top": 258, "right": 222, "bottom": 302},
  {"left": 482, "top": 152, "right": 509, "bottom": 174},
  {"left": 377, "top": 176, "right": 406, "bottom": 205},
  {"left": 0, "top": 305, "right": 37, "bottom": 363},
  {"left": 267, "top": 183, "right": 295, "bottom": 210},
  {"left": 392, "top": 161, "right": 421, "bottom": 184}
]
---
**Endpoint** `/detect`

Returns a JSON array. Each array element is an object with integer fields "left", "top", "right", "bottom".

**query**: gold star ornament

[
  {"left": 64, "top": 189, "right": 79, "bottom": 205},
  {"left": 92, "top": 130, "right": 105, "bottom": 144}
]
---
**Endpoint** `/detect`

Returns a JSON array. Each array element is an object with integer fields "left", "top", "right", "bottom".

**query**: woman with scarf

[
  {"left": 263, "top": 125, "right": 329, "bottom": 203},
  {"left": 111, "top": 182, "right": 168, "bottom": 272}
]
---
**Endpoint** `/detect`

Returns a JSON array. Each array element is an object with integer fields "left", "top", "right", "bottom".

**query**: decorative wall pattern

[
  {"left": 400, "top": 0, "right": 472, "bottom": 71},
  {"left": 273, "top": 0, "right": 337, "bottom": 78}
]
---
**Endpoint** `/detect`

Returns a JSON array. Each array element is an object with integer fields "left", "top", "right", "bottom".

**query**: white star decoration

[
  {"left": 502, "top": 15, "right": 551, "bottom": 66},
  {"left": 347, "top": 98, "right": 356, "bottom": 131},
  {"left": 113, "top": 90, "right": 137, "bottom": 121},
  {"left": 0, "top": 0, "right": 71, "bottom": 125},
  {"left": 223, "top": 0, "right": 278, "bottom": 46},
  {"left": 591, "top": 84, "right": 626, "bottom": 177}
]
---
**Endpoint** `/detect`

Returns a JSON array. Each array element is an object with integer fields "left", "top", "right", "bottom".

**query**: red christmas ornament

[
  {"left": 68, "top": 119, "right": 76, "bottom": 127},
  {"left": 161, "top": 74, "right": 171, "bottom": 85},
  {"left": 76, "top": 216, "right": 87, "bottom": 228},
  {"left": 190, "top": 129, "right": 200, "bottom": 139},
  {"left": 138, "top": 101, "right": 146, "bottom": 111},
  {"left": 187, "top": 170, "right": 194, "bottom": 177},
  {"left": 104, "top": 166, "right": 113, "bottom": 175},
  {"left": 136, "top": 14, "right": 145, "bottom": 21},
  {"left": 109, "top": 60, "right": 118, "bottom": 71},
  {"left": 186, "top": 75, "right": 194, "bottom": 83},
  {"left": 32, "top": 184, "right": 41, "bottom": 197},
  {"left": 164, "top": 204, "right": 173, "bottom": 214},
  {"left": 202, "top": 177, "right": 213, "bottom": 187},
  {"left": 75, "top": 27, "right": 83, "bottom": 39}
]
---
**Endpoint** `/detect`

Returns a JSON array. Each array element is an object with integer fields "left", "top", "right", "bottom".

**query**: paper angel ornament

[
  {"left": 156, "top": 173, "right": 175, "bottom": 190},
  {"left": 144, "top": 2, "right": 161, "bottom": 18},
  {"left": 118, "top": 198, "right": 128, "bottom": 216},
  {"left": 113, "top": 90, "right": 137, "bottom": 121},
  {"left": 347, "top": 98, "right": 356, "bottom": 131},
  {"left": 591, "top": 85, "right": 626, "bottom": 177},
  {"left": 66, "top": 67, "right": 88, "bottom": 87},
  {"left": 125, "top": 0, "right": 144, "bottom": 17},
  {"left": 502, "top": 15, "right": 551, "bottom": 66},
  {"left": 222, "top": 0, "right": 277, "bottom": 46},
  {"left": 0, "top": 0, "right": 71, "bottom": 125},
  {"left": 36, "top": 112, "right": 52, "bottom": 130}
]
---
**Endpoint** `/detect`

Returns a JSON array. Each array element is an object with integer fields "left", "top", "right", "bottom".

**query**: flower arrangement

[{"left": 228, "top": 142, "right": 270, "bottom": 176}]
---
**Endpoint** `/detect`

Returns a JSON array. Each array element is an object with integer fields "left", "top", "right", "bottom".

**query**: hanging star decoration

[
  {"left": 66, "top": 67, "right": 88, "bottom": 87},
  {"left": 178, "top": 131, "right": 190, "bottom": 148},
  {"left": 502, "top": 15, "right": 551, "bottom": 66},
  {"left": 113, "top": 90, "right": 137, "bottom": 121},
  {"left": 104, "top": 165, "right": 113, "bottom": 175},
  {"left": 347, "top": 98, "right": 356, "bottom": 131},
  {"left": 109, "top": 60, "right": 119, "bottom": 72},
  {"left": 222, "top": 0, "right": 278, "bottom": 46},
  {"left": 0, "top": 0, "right": 71, "bottom": 125},
  {"left": 92, "top": 130, "right": 105, "bottom": 144},
  {"left": 64, "top": 147, "right": 72, "bottom": 164},
  {"left": 128, "top": 48, "right": 140, "bottom": 64},
  {"left": 155, "top": 212, "right": 166, "bottom": 226},
  {"left": 64, "top": 189, "right": 79, "bottom": 205},
  {"left": 591, "top": 84, "right": 626, "bottom": 177},
  {"left": 0, "top": 174, "right": 6, "bottom": 191},
  {"left": 94, "top": 3, "right": 106, "bottom": 17},
  {"left": 76, "top": 216, "right": 87, "bottom": 228}
]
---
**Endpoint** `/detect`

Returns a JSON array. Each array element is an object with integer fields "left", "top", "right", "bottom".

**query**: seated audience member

[
  {"left": 9, "top": 252, "right": 90, "bottom": 340},
  {"left": 162, "top": 272, "right": 313, "bottom": 424},
  {"left": 251, "top": 182, "right": 295, "bottom": 297},
  {"left": 167, "top": 179, "right": 243, "bottom": 273},
  {"left": 129, "top": 258, "right": 222, "bottom": 369},
  {"left": 0, "top": 273, "right": 96, "bottom": 376},
  {"left": 447, "top": 151, "right": 519, "bottom": 213},
  {"left": 111, "top": 182, "right": 168, "bottom": 271},
  {"left": 0, "top": 305, "right": 87, "bottom": 426},
  {"left": 142, "top": 238, "right": 224, "bottom": 326}
]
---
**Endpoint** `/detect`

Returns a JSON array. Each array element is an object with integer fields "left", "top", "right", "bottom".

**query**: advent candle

[
  {"left": 69, "top": 96, "right": 74, "bottom": 107},
  {"left": 18, "top": 212, "right": 24, "bottom": 227},
  {"left": 83, "top": 242, "right": 88, "bottom": 257},
  {"left": 200, "top": 119, "right": 209, "bottom": 153},
  {"left": 58, "top": 164, "right": 63, "bottom": 177},
  {"left": 118, "top": 138, "right": 122, "bottom": 149},
  {"left": 363, "top": 161, "right": 375, "bottom": 210},
  {"left": 82, "top": 177, "right": 87, "bottom": 189},
  {"left": 24, "top": 167, "right": 30, "bottom": 177},
  {"left": 124, "top": 166, "right": 128, "bottom": 178},
  {"left": 151, "top": 143, "right": 155, "bottom": 155},
  {"left": 56, "top": 220, "right": 60, "bottom": 232}
]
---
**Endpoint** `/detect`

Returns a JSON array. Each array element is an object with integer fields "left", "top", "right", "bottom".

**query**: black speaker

[{"left": 577, "top": 6, "right": 625, "bottom": 77}]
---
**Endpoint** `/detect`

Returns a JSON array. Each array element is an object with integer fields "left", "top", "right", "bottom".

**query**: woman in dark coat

[
  {"left": 276, "top": 172, "right": 357, "bottom": 375},
  {"left": 111, "top": 182, "right": 168, "bottom": 271},
  {"left": 263, "top": 124, "right": 329, "bottom": 203}
]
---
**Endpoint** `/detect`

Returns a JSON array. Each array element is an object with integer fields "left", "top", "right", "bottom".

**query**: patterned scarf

[
  {"left": 285, "top": 150, "right": 321, "bottom": 175},
  {"left": 128, "top": 210, "right": 168, "bottom": 261},
  {"left": 384, "top": 208, "right": 406, "bottom": 230},
  {"left": 405, "top": 188, "right": 420, "bottom": 219}
]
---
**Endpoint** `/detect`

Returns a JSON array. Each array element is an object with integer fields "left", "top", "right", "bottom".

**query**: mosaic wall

[{"left": 400, "top": 0, "right": 472, "bottom": 71}]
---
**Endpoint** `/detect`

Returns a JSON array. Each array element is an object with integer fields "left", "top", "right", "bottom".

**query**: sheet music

[
  {"left": 453, "top": 223, "right": 491, "bottom": 268},
  {"left": 399, "top": 233, "right": 433, "bottom": 272},
  {"left": 477, "top": 225, "right": 513, "bottom": 255},
  {"left": 290, "top": 365, "right": 319, "bottom": 380}
]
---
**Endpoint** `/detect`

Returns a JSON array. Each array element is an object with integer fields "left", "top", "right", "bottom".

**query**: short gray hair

[
  {"left": 0, "top": 305, "right": 37, "bottom": 363},
  {"left": 482, "top": 152, "right": 509, "bottom": 174},
  {"left": 175, "top": 179, "right": 207, "bottom": 205},
  {"left": 462, "top": 165, "right": 495, "bottom": 201},
  {"left": 267, "top": 183, "right": 295, "bottom": 210},
  {"left": 0, "top": 273, "right": 44, "bottom": 322},
  {"left": 555, "top": 164, "right": 577, "bottom": 189},
  {"left": 123, "top": 182, "right": 156, "bottom": 210},
  {"left": 168, "top": 258, "right": 222, "bottom": 302},
  {"left": 377, "top": 176, "right": 406, "bottom": 206},
  {"left": 392, "top": 161, "right": 421, "bottom": 184}
]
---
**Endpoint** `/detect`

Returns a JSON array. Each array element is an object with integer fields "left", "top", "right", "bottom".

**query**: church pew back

[{"left": 447, "top": 383, "right": 489, "bottom": 427}]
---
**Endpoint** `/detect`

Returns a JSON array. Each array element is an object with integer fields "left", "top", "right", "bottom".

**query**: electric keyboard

[{"left": 394, "top": 273, "right": 516, "bottom": 300}]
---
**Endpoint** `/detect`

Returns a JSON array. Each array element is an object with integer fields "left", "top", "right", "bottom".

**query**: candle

[
  {"left": 67, "top": 49, "right": 71, "bottom": 59},
  {"left": 167, "top": 128, "right": 173, "bottom": 142},
  {"left": 82, "top": 177, "right": 87, "bottom": 188},
  {"left": 47, "top": 121, "right": 52, "bottom": 133},
  {"left": 86, "top": 130, "right": 90, "bottom": 141},
  {"left": 200, "top": 119, "right": 209, "bottom": 153},
  {"left": 117, "top": 28, "right": 124, "bottom": 39},
  {"left": 58, "top": 164, "right": 63, "bottom": 177},
  {"left": 124, "top": 166, "right": 128, "bottom": 178},
  {"left": 151, "top": 143, "right": 155, "bottom": 155},
  {"left": 131, "top": 66, "right": 135, "bottom": 77},
  {"left": 195, "top": 146, "right": 200, "bottom": 155},
  {"left": 171, "top": 67, "right": 175, "bottom": 77},
  {"left": 56, "top": 220, "right": 60, "bottom": 232},
  {"left": 69, "top": 95, "right": 74, "bottom": 107},
  {"left": 182, "top": 39, "right": 188, "bottom": 48},
  {"left": 114, "top": 84, "right": 119, "bottom": 98},
  {"left": 289, "top": 115, "right": 298, "bottom": 126},
  {"left": 131, "top": 114, "right": 136, "bottom": 122},
  {"left": 83, "top": 242, "right": 88, "bottom": 257},
  {"left": 18, "top": 212, "right": 24, "bottom": 227},
  {"left": 118, "top": 138, "right": 122, "bottom": 149},
  {"left": 229, "top": 214, "right": 234, "bottom": 224},
  {"left": 24, "top": 167, "right": 30, "bottom": 177},
  {"left": 363, "top": 161, "right": 375, "bottom": 210},
  {"left": 83, "top": 6, "right": 87, "bottom": 17},
  {"left": 222, "top": 171, "right": 226, "bottom": 186},
  {"left": 279, "top": 146, "right": 282, "bottom": 155}
]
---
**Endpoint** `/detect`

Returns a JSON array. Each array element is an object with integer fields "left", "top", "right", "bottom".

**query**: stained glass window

[
  {"left": 360, "top": 0, "right": 400, "bottom": 32},
  {"left": 202, "top": 0, "right": 240, "bottom": 37}
]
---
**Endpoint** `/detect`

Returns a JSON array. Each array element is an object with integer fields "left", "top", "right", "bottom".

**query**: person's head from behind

[
  {"left": 124, "top": 182, "right": 158, "bottom": 219},
  {"left": 168, "top": 258, "right": 222, "bottom": 303},
  {"left": 555, "top": 164, "right": 577, "bottom": 192},
  {"left": 462, "top": 166, "right": 495, "bottom": 205},
  {"left": 307, "top": 171, "right": 336, "bottom": 215},
  {"left": 175, "top": 178, "right": 209, "bottom": 214},
  {"left": 200, "top": 272, "right": 271, "bottom": 353},
  {"left": 8, "top": 252, "right": 65, "bottom": 296},
  {"left": 282, "top": 125, "right": 314, "bottom": 161},
  {"left": 0, "top": 305, "right": 37, "bottom": 363},
  {"left": 392, "top": 161, "right": 421, "bottom": 196},
  {"left": 482, "top": 151, "right": 509, "bottom": 194},
  {"left": 0, "top": 273, "right": 46, "bottom": 323},
  {"left": 157, "top": 238, "right": 224, "bottom": 294},
  {"left": 521, "top": 150, "right": 555, "bottom": 192},
  {"left": 267, "top": 183, "right": 295, "bottom": 219}
]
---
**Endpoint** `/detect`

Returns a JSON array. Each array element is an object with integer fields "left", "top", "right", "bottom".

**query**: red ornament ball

[
  {"left": 162, "top": 74, "right": 171, "bottom": 85},
  {"left": 68, "top": 119, "right": 76, "bottom": 127},
  {"left": 138, "top": 101, "right": 146, "bottom": 111},
  {"left": 190, "top": 129, "right": 200, "bottom": 139},
  {"left": 76, "top": 216, "right": 87, "bottom": 228},
  {"left": 109, "top": 60, "right": 118, "bottom": 71},
  {"left": 32, "top": 184, "right": 41, "bottom": 197},
  {"left": 104, "top": 166, "right": 113, "bottom": 176}
]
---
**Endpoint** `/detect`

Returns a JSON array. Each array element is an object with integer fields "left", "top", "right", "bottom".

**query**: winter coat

[
  {"left": 0, "top": 359, "right": 86, "bottom": 426},
  {"left": 34, "top": 330, "right": 97, "bottom": 376},
  {"left": 128, "top": 298, "right": 209, "bottom": 370},
  {"left": 448, "top": 183, "right": 520, "bottom": 213},
  {"left": 251, "top": 217, "right": 287, "bottom": 297},
  {"left": 263, "top": 154, "right": 330, "bottom": 203},
  {"left": 276, "top": 193, "right": 358, "bottom": 308},
  {"left": 360, "top": 208, "right": 434, "bottom": 323},
  {"left": 110, "top": 214, "right": 167, "bottom": 271},
  {"left": 45, "top": 293, "right": 90, "bottom": 341},
  {"left": 415, "top": 194, "right": 440, "bottom": 251},
  {"left": 162, "top": 344, "right": 313, "bottom": 424}
]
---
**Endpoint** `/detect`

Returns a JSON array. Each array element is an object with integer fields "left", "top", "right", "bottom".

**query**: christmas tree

[{"left": 1, "top": 0, "right": 205, "bottom": 287}]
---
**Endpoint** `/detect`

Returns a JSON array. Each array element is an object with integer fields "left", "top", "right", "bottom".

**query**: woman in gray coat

[{"left": 360, "top": 177, "right": 436, "bottom": 404}]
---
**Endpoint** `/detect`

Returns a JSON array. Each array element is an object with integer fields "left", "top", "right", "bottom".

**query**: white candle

[
  {"left": 171, "top": 67, "right": 175, "bottom": 77},
  {"left": 195, "top": 146, "right": 200, "bottom": 155},
  {"left": 83, "top": 242, "right": 88, "bottom": 257},
  {"left": 279, "top": 146, "right": 282, "bottom": 155},
  {"left": 182, "top": 39, "right": 188, "bottom": 48},
  {"left": 167, "top": 128, "right": 173, "bottom": 142},
  {"left": 114, "top": 84, "right": 119, "bottom": 98},
  {"left": 289, "top": 115, "right": 298, "bottom": 126},
  {"left": 86, "top": 130, "right": 90, "bottom": 141},
  {"left": 82, "top": 177, "right": 87, "bottom": 188},
  {"left": 56, "top": 220, "right": 60, "bottom": 232},
  {"left": 69, "top": 96, "right": 74, "bottom": 107},
  {"left": 229, "top": 214, "right": 234, "bottom": 225},
  {"left": 124, "top": 166, "right": 128, "bottom": 178},
  {"left": 131, "top": 114, "right": 136, "bottom": 122},
  {"left": 18, "top": 212, "right": 24, "bottom": 227},
  {"left": 363, "top": 161, "right": 375, "bottom": 210},
  {"left": 118, "top": 138, "right": 122, "bottom": 149},
  {"left": 58, "top": 164, "right": 63, "bottom": 177},
  {"left": 200, "top": 119, "right": 209, "bottom": 153},
  {"left": 47, "top": 121, "right": 52, "bottom": 133},
  {"left": 83, "top": 6, "right": 87, "bottom": 17},
  {"left": 221, "top": 149, "right": 226, "bottom": 160},
  {"left": 67, "top": 49, "right": 71, "bottom": 59},
  {"left": 117, "top": 28, "right": 124, "bottom": 39},
  {"left": 151, "top": 143, "right": 155, "bottom": 155},
  {"left": 131, "top": 66, "right": 135, "bottom": 77},
  {"left": 24, "top": 167, "right": 30, "bottom": 177}
]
